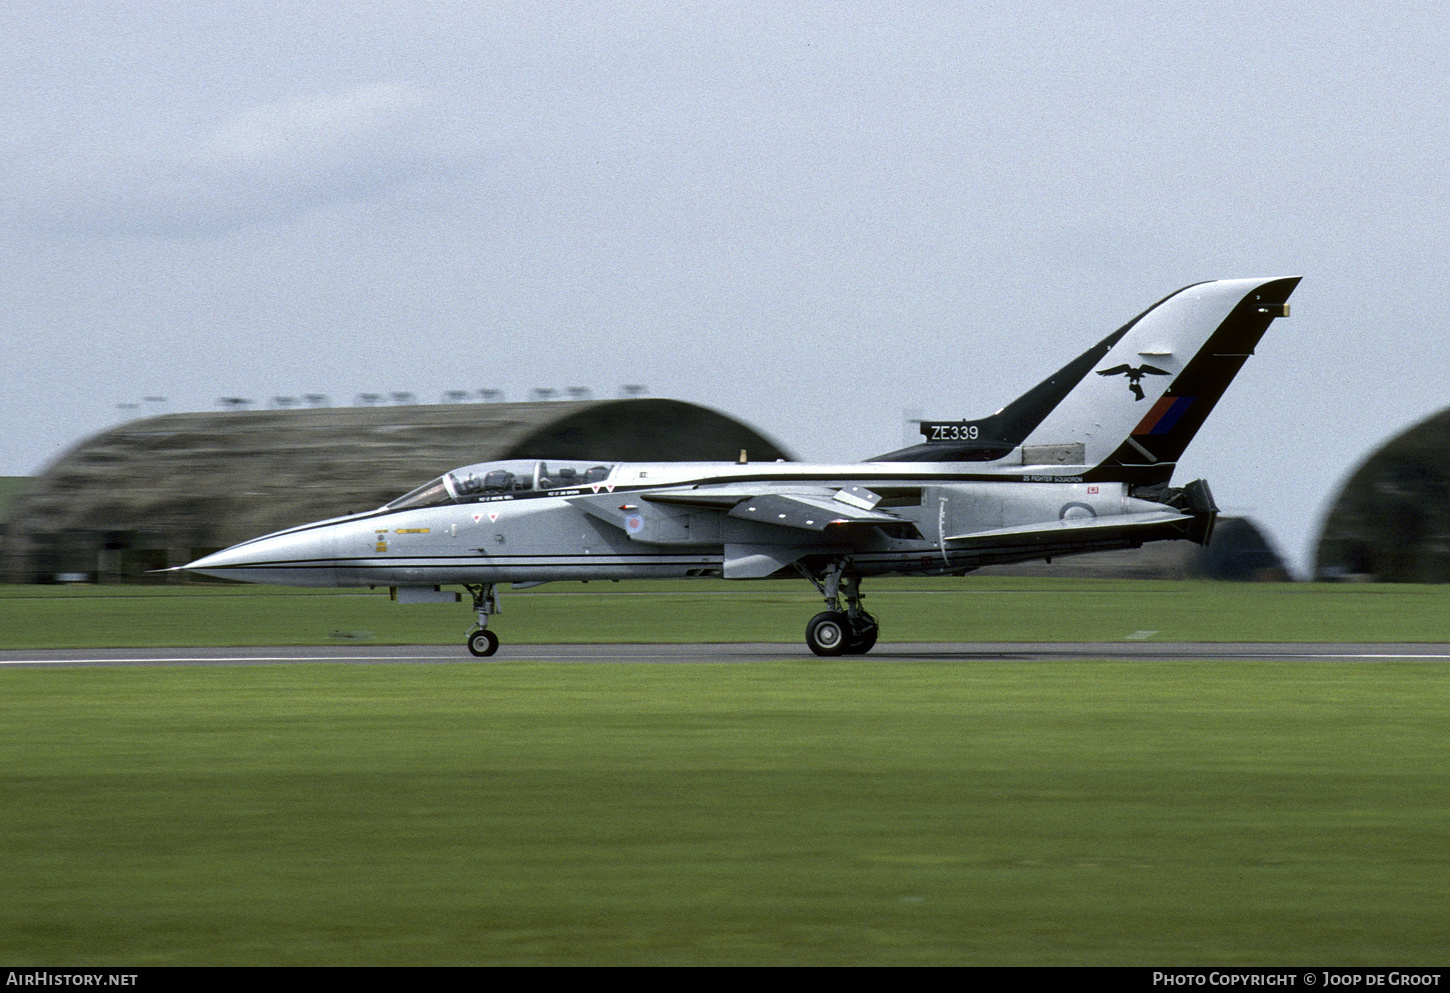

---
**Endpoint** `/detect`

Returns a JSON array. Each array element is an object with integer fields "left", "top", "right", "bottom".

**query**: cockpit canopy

[{"left": 383, "top": 459, "right": 614, "bottom": 511}]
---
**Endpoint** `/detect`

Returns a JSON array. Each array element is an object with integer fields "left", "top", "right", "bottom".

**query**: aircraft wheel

[
  {"left": 844, "top": 614, "right": 879, "bottom": 655},
  {"left": 467, "top": 629, "right": 500, "bottom": 657},
  {"left": 806, "top": 611, "right": 850, "bottom": 656}
]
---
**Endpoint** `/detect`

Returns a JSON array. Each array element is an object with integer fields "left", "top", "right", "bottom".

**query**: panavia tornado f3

[{"left": 184, "top": 276, "right": 1300, "bottom": 656}]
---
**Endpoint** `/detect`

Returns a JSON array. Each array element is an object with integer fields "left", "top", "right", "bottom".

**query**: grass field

[
  {"left": 4, "top": 579, "right": 1450, "bottom": 965},
  {"left": 6, "top": 576, "right": 1450, "bottom": 647},
  {"left": 4, "top": 658, "right": 1448, "bottom": 966}
]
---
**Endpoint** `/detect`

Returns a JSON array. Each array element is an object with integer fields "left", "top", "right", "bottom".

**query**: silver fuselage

[{"left": 185, "top": 458, "right": 1173, "bottom": 588}]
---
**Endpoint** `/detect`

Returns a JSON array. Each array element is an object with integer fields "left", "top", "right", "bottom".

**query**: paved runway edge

[{"left": 6, "top": 643, "right": 1450, "bottom": 667}]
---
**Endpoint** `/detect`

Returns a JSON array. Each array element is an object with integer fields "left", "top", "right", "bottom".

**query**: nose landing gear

[{"left": 464, "top": 583, "right": 501, "bottom": 657}]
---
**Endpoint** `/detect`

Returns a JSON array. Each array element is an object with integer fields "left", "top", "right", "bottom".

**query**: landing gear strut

[
  {"left": 798, "top": 561, "right": 879, "bottom": 656},
  {"left": 464, "top": 583, "right": 501, "bottom": 657}
]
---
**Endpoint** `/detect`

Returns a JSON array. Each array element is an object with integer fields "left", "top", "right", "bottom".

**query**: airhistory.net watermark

[{"left": 6, "top": 974, "right": 137, "bottom": 986}]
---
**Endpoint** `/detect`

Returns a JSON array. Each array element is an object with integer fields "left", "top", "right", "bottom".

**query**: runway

[{"left": 4, "top": 642, "right": 1450, "bottom": 667}]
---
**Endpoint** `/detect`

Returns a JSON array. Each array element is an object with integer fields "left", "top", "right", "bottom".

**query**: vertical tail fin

[
  {"left": 1013, "top": 276, "right": 1300, "bottom": 483},
  {"left": 1079, "top": 276, "right": 1300, "bottom": 482},
  {"left": 875, "top": 277, "right": 1300, "bottom": 472}
]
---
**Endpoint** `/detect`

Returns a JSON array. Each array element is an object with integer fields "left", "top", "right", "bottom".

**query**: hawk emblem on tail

[{"left": 1096, "top": 363, "right": 1170, "bottom": 401}]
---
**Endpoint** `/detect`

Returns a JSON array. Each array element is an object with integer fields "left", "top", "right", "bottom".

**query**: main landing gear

[
  {"left": 798, "top": 561, "right": 879, "bottom": 656},
  {"left": 464, "top": 583, "right": 500, "bottom": 657},
  {"left": 462, "top": 566, "right": 882, "bottom": 659}
]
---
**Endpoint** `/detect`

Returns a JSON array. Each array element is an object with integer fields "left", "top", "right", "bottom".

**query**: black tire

[
  {"left": 806, "top": 611, "right": 850, "bottom": 656},
  {"left": 844, "top": 613, "right": 879, "bottom": 655},
  {"left": 467, "top": 629, "right": 499, "bottom": 657}
]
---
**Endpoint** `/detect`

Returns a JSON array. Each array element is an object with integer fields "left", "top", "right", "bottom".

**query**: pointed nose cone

[{"left": 184, "top": 526, "right": 339, "bottom": 586}]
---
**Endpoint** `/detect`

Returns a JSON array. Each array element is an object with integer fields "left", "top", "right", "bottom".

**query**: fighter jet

[{"left": 184, "top": 276, "right": 1299, "bottom": 657}]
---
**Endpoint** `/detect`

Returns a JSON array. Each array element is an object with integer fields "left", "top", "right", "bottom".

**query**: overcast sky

[{"left": 4, "top": 1, "right": 1447, "bottom": 576}]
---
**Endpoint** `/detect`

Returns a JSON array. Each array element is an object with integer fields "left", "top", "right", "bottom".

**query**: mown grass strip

[
  {"left": 5, "top": 578, "right": 1450, "bottom": 647},
  {"left": 3, "top": 660, "right": 1448, "bottom": 965}
]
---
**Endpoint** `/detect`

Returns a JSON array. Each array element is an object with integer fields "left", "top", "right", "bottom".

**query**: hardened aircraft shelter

[{"left": 2, "top": 399, "right": 791, "bottom": 583}]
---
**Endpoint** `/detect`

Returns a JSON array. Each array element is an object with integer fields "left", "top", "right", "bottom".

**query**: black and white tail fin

[
  {"left": 1050, "top": 276, "right": 1300, "bottom": 485},
  {"left": 878, "top": 277, "right": 1299, "bottom": 483}
]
